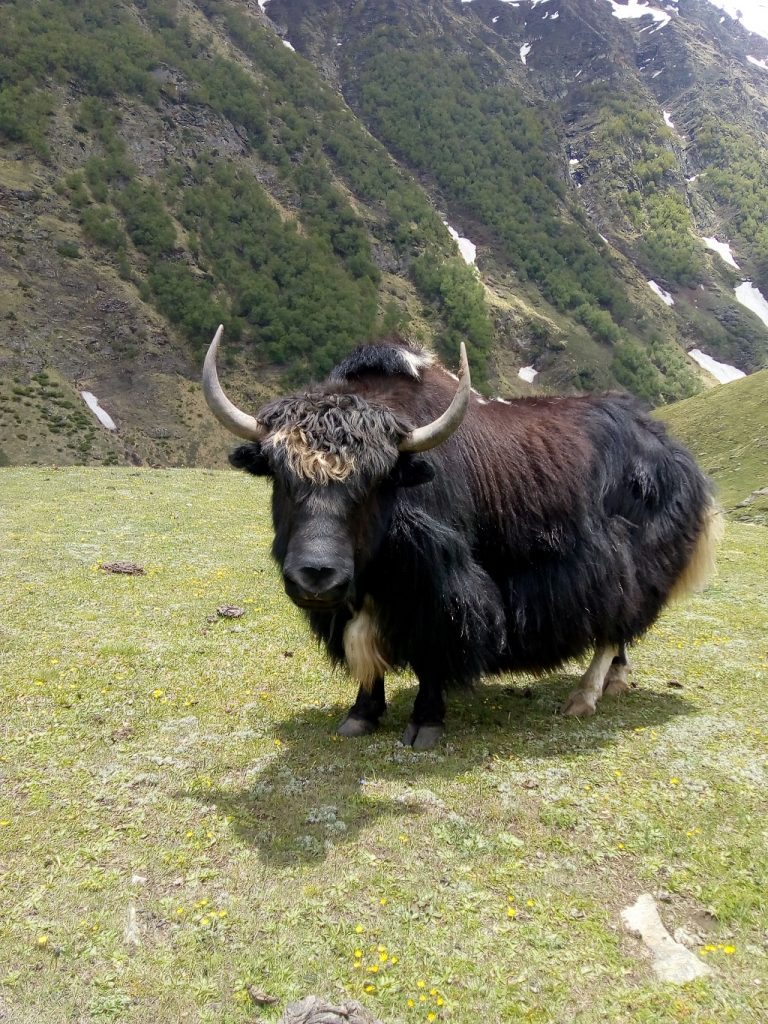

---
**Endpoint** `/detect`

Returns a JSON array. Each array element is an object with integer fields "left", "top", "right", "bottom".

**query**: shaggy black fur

[{"left": 230, "top": 341, "right": 713, "bottom": 741}]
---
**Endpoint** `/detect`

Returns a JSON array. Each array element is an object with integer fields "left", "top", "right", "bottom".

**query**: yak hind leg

[
  {"left": 401, "top": 674, "right": 445, "bottom": 751},
  {"left": 603, "top": 642, "right": 633, "bottom": 697},
  {"left": 338, "top": 677, "right": 386, "bottom": 737},
  {"left": 562, "top": 645, "right": 619, "bottom": 718}
]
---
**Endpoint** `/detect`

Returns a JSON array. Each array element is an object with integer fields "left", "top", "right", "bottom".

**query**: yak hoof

[
  {"left": 603, "top": 678, "right": 632, "bottom": 697},
  {"left": 337, "top": 715, "right": 378, "bottom": 738},
  {"left": 401, "top": 722, "right": 444, "bottom": 750},
  {"left": 561, "top": 691, "right": 597, "bottom": 718}
]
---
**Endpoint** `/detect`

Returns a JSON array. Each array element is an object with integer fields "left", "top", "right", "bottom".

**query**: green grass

[
  {"left": 1, "top": 468, "right": 767, "bottom": 1023},
  {"left": 658, "top": 369, "right": 768, "bottom": 522}
]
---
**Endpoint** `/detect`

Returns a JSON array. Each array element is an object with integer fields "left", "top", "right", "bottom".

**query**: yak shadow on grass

[{"left": 186, "top": 673, "right": 694, "bottom": 867}]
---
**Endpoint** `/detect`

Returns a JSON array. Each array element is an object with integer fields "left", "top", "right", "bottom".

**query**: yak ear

[
  {"left": 229, "top": 442, "right": 272, "bottom": 477},
  {"left": 391, "top": 453, "right": 435, "bottom": 488}
]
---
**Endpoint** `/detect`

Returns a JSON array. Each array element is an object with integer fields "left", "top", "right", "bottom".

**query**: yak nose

[{"left": 283, "top": 563, "right": 352, "bottom": 607}]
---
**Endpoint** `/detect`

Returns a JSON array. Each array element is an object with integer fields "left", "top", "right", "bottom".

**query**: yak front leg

[
  {"left": 401, "top": 674, "right": 445, "bottom": 751},
  {"left": 603, "top": 642, "right": 632, "bottom": 697},
  {"left": 338, "top": 677, "right": 387, "bottom": 737},
  {"left": 561, "top": 644, "right": 619, "bottom": 718}
]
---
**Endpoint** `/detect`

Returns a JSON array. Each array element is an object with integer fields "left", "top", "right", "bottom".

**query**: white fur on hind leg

[{"left": 562, "top": 645, "right": 618, "bottom": 717}]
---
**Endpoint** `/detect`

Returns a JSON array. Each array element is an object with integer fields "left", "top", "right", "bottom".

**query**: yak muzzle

[{"left": 283, "top": 562, "right": 353, "bottom": 610}]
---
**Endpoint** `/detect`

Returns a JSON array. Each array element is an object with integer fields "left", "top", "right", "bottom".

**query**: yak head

[{"left": 202, "top": 326, "right": 469, "bottom": 612}]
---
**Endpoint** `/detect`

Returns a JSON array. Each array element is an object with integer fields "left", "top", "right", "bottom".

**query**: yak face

[{"left": 230, "top": 391, "right": 434, "bottom": 611}]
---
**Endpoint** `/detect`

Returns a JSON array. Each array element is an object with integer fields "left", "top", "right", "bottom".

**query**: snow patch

[
  {"left": 663, "top": 109, "right": 674, "bottom": 128},
  {"left": 687, "top": 349, "right": 745, "bottom": 384},
  {"left": 702, "top": 237, "right": 740, "bottom": 269},
  {"left": 444, "top": 222, "right": 477, "bottom": 265},
  {"left": 81, "top": 392, "right": 117, "bottom": 431},
  {"left": 518, "top": 366, "right": 538, "bottom": 383},
  {"left": 704, "top": 0, "right": 768, "bottom": 43},
  {"left": 648, "top": 280, "right": 674, "bottom": 306},
  {"left": 604, "top": 0, "right": 672, "bottom": 32},
  {"left": 735, "top": 281, "right": 768, "bottom": 330},
  {"left": 520, "top": 42, "right": 533, "bottom": 64},
  {"left": 747, "top": 55, "right": 768, "bottom": 70},
  {"left": 282, "top": 39, "right": 295, "bottom": 51}
]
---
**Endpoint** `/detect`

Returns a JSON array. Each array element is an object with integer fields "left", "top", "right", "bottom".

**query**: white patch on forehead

[
  {"left": 399, "top": 349, "right": 436, "bottom": 379},
  {"left": 343, "top": 597, "right": 391, "bottom": 690},
  {"left": 267, "top": 427, "right": 356, "bottom": 483}
]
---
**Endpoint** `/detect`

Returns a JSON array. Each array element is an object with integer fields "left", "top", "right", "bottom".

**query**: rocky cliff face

[{"left": 1, "top": 0, "right": 767, "bottom": 467}]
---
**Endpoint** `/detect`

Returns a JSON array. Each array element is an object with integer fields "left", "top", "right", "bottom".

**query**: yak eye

[
  {"left": 229, "top": 443, "right": 272, "bottom": 477},
  {"left": 391, "top": 454, "right": 435, "bottom": 488}
]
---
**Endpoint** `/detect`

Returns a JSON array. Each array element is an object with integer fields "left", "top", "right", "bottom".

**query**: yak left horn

[
  {"left": 399, "top": 342, "right": 471, "bottom": 453},
  {"left": 202, "top": 325, "right": 265, "bottom": 441}
]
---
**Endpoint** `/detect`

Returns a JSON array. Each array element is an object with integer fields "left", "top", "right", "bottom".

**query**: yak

[{"left": 203, "top": 327, "right": 719, "bottom": 750}]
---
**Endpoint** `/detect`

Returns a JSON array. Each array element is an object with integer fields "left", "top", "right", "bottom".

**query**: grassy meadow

[
  {"left": 658, "top": 369, "right": 768, "bottom": 523},
  {"left": 1, "top": 467, "right": 767, "bottom": 1023}
]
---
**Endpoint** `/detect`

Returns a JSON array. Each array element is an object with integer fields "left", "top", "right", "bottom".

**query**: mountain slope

[
  {"left": 1, "top": 0, "right": 767, "bottom": 466},
  {"left": 658, "top": 368, "right": 768, "bottom": 522}
]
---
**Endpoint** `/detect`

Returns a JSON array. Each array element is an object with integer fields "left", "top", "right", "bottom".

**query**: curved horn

[
  {"left": 202, "top": 325, "right": 265, "bottom": 441},
  {"left": 399, "top": 343, "right": 471, "bottom": 453}
]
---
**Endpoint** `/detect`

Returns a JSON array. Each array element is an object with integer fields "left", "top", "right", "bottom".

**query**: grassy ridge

[
  {"left": 658, "top": 369, "right": 768, "bottom": 523},
  {"left": 1, "top": 468, "right": 767, "bottom": 1022}
]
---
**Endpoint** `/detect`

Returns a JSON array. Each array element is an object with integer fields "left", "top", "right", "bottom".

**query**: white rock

[
  {"left": 124, "top": 905, "right": 141, "bottom": 948},
  {"left": 621, "top": 894, "right": 712, "bottom": 983}
]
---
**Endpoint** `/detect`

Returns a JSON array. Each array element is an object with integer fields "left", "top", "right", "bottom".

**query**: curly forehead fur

[{"left": 257, "top": 391, "right": 408, "bottom": 485}]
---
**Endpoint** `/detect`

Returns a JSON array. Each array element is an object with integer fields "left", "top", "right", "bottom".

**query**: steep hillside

[
  {"left": 658, "top": 368, "right": 768, "bottom": 522},
  {"left": 1, "top": 0, "right": 768, "bottom": 466}
]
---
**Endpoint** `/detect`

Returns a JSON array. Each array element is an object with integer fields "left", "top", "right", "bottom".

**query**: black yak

[{"left": 203, "top": 328, "right": 719, "bottom": 750}]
